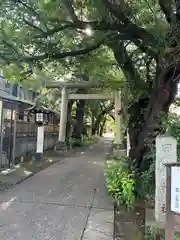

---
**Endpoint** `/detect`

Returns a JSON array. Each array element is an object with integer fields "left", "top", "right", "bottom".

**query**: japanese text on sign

[{"left": 171, "top": 166, "right": 180, "bottom": 213}]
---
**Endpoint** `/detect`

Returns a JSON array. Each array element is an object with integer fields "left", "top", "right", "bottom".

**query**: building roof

[
  {"left": 0, "top": 89, "right": 58, "bottom": 115},
  {"left": 0, "top": 89, "right": 34, "bottom": 104}
]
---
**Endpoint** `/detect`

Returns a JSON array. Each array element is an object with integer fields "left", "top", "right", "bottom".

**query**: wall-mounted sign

[{"left": 171, "top": 166, "right": 180, "bottom": 213}]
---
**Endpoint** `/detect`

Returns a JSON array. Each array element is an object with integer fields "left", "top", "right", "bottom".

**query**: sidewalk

[
  {"left": 0, "top": 138, "right": 99, "bottom": 192},
  {"left": 0, "top": 138, "right": 114, "bottom": 240}
]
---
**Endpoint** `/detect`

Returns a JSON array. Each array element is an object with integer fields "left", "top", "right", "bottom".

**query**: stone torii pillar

[
  {"left": 114, "top": 89, "right": 126, "bottom": 156},
  {"left": 114, "top": 90, "right": 123, "bottom": 147},
  {"left": 56, "top": 87, "right": 68, "bottom": 150}
]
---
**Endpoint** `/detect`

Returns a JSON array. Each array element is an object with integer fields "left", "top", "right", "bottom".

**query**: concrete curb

[{"left": 0, "top": 159, "right": 60, "bottom": 193}]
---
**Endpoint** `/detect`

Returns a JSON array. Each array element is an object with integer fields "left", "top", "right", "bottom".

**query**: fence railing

[
  {"left": 2, "top": 118, "right": 59, "bottom": 166},
  {"left": 4, "top": 120, "right": 59, "bottom": 136}
]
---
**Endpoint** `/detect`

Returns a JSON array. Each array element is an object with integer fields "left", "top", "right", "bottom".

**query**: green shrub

[
  {"left": 136, "top": 147, "right": 155, "bottom": 201},
  {"left": 145, "top": 226, "right": 164, "bottom": 240},
  {"left": 105, "top": 151, "right": 156, "bottom": 210},
  {"left": 136, "top": 162, "right": 155, "bottom": 201},
  {"left": 71, "top": 137, "right": 82, "bottom": 147},
  {"left": 105, "top": 157, "right": 135, "bottom": 210},
  {"left": 83, "top": 135, "right": 98, "bottom": 145}
]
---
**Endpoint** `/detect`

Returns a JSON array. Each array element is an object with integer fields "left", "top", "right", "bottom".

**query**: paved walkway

[{"left": 0, "top": 138, "right": 114, "bottom": 240}]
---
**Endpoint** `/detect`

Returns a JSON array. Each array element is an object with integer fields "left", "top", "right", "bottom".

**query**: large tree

[{"left": 1, "top": 0, "right": 180, "bottom": 170}]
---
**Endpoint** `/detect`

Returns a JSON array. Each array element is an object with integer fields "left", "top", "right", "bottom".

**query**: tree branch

[
  {"left": 176, "top": 0, "right": 180, "bottom": 25},
  {"left": 34, "top": 18, "right": 154, "bottom": 52},
  {"left": 107, "top": 40, "right": 142, "bottom": 87},
  {"left": 62, "top": 0, "right": 79, "bottom": 22},
  {"left": 2, "top": 39, "right": 19, "bottom": 54},
  {"left": 23, "top": 18, "right": 45, "bottom": 33},
  {"left": 109, "top": 113, "right": 115, "bottom": 121},
  {"left": 103, "top": 0, "right": 154, "bottom": 46},
  {"left": 22, "top": 39, "right": 105, "bottom": 62},
  {"left": 159, "top": 0, "right": 175, "bottom": 24},
  {"left": 132, "top": 39, "right": 158, "bottom": 59},
  {"left": 15, "top": 0, "right": 41, "bottom": 20},
  {"left": 14, "top": 0, "right": 154, "bottom": 48},
  {"left": 146, "top": 57, "right": 154, "bottom": 90},
  {"left": 15, "top": 0, "right": 48, "bottom": 30},
  {"left": 35, "top": 20, "right": 127, "bottom": 39},
  {"left": 37, "top": 23, "right": 74, "bottom": 38},
  {"left": 3, "top": 0, "right": 156, "bottom": 63},
  {"left": 102, "top": 0, "right": 128, "bottom": 24}
]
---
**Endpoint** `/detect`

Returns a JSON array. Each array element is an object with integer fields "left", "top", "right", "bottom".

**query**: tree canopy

[
  {"left": 0, "top": 0, "right": 178, "bottom": 98},
  {"left": 1, "top": 0, "right": 180, "bottom": 169},
  {"left": 0, "top": 0, "right": 175, "bottom": 63}
]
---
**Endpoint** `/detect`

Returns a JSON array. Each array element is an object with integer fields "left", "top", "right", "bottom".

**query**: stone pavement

[{"left": 0, "top": 138, "right": 114, "bottom": 240}]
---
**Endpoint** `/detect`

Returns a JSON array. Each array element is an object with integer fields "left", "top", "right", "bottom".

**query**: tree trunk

[
  {"left": 91, "top": 112, "right": 95, "bottom": 135},
  {"left": 131, "top": 8, "right": 180, "bottom": 170},
  {"left": 65, "top": 100, "right": 74, "bottom": 146},
  {"left": 100, "top": 117, "right": 106, "bottom": 137},
  {"left": 72, "top": 99, "right": 86, "bottom": 146},
  {"left": 129, "top": 60, "right": 180, "bottom": 171},
  {"left": 108, "top": 17, "right": 180, "bottom": 171},
  {"left": 82, "top": 125, "right": 88, "bottom": 137},
  {"left": 92, "top": 114, "right": 103, "bottom": 135},
  {"left": 128, "top": 96, "right": 151, "bottom": 170},
  {"left": 92, "top": 103, "right": 114, "bottom": 135}
]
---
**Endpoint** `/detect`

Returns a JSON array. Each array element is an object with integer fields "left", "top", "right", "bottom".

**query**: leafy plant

[
  {"left": 136, "top": 147, "right": 155, "bottom": 201},
  {"left": 83, "top": 135, "right": 98, "bottom": 145},
  {"left": 71, "top": 138, "right": 83, "bottom": 147},
  {"left": 145, "top": 226, "right": 164, "bottom": 240},
  {"left": 105, "top": 157, "right": 135, "bottom": 210}
]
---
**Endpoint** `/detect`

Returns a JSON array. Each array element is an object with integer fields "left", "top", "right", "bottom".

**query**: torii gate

[{"left": 46, "top": 81, "right": 123, "bottom": 148}]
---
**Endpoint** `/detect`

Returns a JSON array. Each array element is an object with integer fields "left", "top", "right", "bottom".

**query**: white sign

[
  {"left": 155, "top": 135, "right": 177, "bottom": 223},
  {"left": 171, "top": 166, "right": 180, "bottom": 213},
  {"left": 36, "top": 126, "right": 44, "bottom": 153}
]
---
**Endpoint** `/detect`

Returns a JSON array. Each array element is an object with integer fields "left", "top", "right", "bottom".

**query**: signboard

[
  {"left": 171, "top": 166, "right": 180, "bottom": 213},
  {"left": 155, "top": 136, "right": 177, "bottom": 222},
  {"left": 36, "top": 126, "right": 44, "bottom": 153}
]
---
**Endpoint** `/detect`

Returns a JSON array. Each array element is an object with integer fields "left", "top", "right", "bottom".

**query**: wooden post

[
  {"left": 164, "top": 163, "right": 180, "bottom": 240},
  {"left": 0, "top": 100, "right": 4, "bottom": 167},
  {"left": 165, "top": 164, "right": 174, "bottom": 240},
  {"left": 59, "top": 87, "right": 68, "bottom": 142},
  {"left": 8, "top": 108, "right": 13, "bottom": 167},
  {"left": 12, "top": 110, "right": 17, "bottom": 167}
]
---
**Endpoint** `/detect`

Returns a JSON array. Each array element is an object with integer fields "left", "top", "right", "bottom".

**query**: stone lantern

[{"left": 26, "top": 102, "right": 49, "bottom": 160}]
